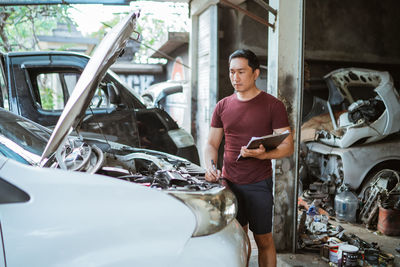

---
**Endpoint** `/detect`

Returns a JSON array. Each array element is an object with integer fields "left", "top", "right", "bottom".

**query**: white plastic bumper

[{"left": 175, "top": 219, "right": 249, "bottom": 267}]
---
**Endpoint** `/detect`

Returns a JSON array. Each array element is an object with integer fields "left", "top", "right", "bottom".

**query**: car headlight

[
  {"left": 169, "top": 187, "right": 237, "bottom": 237},
  {"left": 168, "top": 129, "right": 195, "bottom": 148}
]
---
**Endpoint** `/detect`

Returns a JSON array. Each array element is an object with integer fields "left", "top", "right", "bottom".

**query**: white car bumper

[{"left": 175, "top": 219, "right": 249, "bottom": 267}]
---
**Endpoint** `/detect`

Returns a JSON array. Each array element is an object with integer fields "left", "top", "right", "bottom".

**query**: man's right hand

[
  {"left": 205, "top": 167, "right": 222, "bottom": 183},
  {"left": 204, "top": 127, "right": 224, "bottom": 183}
]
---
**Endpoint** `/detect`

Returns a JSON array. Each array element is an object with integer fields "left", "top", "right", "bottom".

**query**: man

[{"left": 204, "top": 49, "right": 294, "bottom": 267}]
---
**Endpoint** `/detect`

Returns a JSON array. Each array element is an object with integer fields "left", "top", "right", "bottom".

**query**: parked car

[
  {"left": 0, "top": 28, "right": 199, "bottom": 165},
  {"left": 0, "top": 12, "right": 249, "bottom": 267},
  {"left": 300, "top": 68, "right": 400, "bottom": 223}
]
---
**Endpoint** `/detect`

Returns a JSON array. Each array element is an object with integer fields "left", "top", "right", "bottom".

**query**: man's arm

[
  {"left": 204, "top": 127, "right": 224, "bottom": 182},
  {"left": 240, "top": 126, "right": 294, "bottom": 160}
]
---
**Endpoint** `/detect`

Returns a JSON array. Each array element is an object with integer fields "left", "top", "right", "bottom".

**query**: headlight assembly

[
  {"left": 169, "top": 187, "right": 237, "bottom": 237},
  {"left": 168, "top": 129, "right": 195, "bottom": 148}
]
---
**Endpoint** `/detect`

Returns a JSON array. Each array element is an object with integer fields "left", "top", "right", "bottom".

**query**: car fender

[{"left": 0, "top": 158, "right": 196, "bottom": 267}]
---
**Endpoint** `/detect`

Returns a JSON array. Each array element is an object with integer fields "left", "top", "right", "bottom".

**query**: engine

[{"left": 50, "top": 139, "right": 218, "bottom": 192}]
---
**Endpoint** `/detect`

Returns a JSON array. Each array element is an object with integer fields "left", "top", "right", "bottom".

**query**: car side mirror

[
  {"left": 107, "top": 83, "right": 121, "bottom": 105},
  {"left": 154, "top": 84, "right": 183, "bottom": 109}
]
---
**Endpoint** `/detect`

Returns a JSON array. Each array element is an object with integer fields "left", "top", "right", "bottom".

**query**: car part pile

[
  {"left": 299, "top": 68, "right": 400, "bottom": 229},
  {"left": 298, "top": 205, "right": 395, "bottom": 266},
  {"left": 360, "top": 169, "right": 400, "bottom": 229}
]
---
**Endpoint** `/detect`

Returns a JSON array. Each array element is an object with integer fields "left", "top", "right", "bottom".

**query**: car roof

[{"left": 5, "top": 51, "right": 89, "bottom": 58}]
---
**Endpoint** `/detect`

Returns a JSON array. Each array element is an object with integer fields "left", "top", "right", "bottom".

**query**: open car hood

[
  {"left": 40, "top": 12, "right": 139, "bottom": 162},
  {"left": 301, "top": 68, "right": 400, "bottom": 148}
]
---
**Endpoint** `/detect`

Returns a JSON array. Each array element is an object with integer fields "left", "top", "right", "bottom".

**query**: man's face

[{"left": 229, "top": 57, "right": 259, "bottom": 92}]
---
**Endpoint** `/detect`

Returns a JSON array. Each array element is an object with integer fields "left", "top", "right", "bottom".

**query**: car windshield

[{"left": 0, "top": 109, "right": 50, "bottom": 163}]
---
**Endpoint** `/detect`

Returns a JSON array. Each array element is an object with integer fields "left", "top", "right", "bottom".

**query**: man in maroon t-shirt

[{"left": 205, "top": 49, "right": 294, "bottom": 267}]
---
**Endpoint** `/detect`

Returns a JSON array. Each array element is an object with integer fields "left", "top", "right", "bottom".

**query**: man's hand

[
  {"left": 240, "top": 126, "right": 294, "bottom": 160},
  {"left": 240, "top": 144, "right": 266, "bottom": 159},
  {"left": 205, "top": 166, "right": 222, "bottom": 183},
  {"left": 204, "top": 127, "right": 224, "bottom": 183}
]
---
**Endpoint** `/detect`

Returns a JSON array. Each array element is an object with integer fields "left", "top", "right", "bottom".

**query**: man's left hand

[{"left": 240, "top": 144, "right": 266, "bottom": 159}]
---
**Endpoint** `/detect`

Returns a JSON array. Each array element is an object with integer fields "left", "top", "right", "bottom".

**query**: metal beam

[
  {"left": 219, "top": 0, "right": 275, "bottom": 29},
  {"left": 253, "top": 0, "right": 277, "bottom": 16}
]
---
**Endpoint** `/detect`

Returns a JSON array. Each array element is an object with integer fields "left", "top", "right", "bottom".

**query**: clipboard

[{"left": 236, "top": 130, "right": 290, "bottom": 161}]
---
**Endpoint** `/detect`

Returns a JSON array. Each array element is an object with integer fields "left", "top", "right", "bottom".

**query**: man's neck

[{"left": 236, "top": 87, "right": 261, "bottom": 101}]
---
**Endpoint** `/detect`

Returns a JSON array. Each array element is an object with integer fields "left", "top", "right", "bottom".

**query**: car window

[
  {"left": 0, "top": 64, "right": 9, "bottom": 110},
  {"left": 36, "top": 73, "right": 68, "bottom": 110},
  {"left": 89, "top": 83, "right": 116, "bottom": 109},
  {"left": 64, "top": 73, "right": 80, "bottom": 95},
  {"left": 0, "top": 111, "right": 49, "bottom": 157},
  {"left": 106, "top": 71, "right": 146, "bottom": 109},
  {"left": 35, "top": 71, "right": 115, "bottom": 111}
]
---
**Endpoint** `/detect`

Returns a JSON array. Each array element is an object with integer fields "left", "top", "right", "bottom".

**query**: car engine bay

[{"left": 46, "top": 138, "right": 218, "bottom": 192}]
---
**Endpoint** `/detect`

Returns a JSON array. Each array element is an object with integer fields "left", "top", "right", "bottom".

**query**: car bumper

[{"left": 175, "top": 219, "right": 249, "bottom": 267}]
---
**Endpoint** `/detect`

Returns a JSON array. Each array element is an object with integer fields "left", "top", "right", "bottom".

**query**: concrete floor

[
  {"left": 248, "top": 230, "right": 329, "bottom": 267},
  {"left": 247, "top": 220, "right": 400, "bottom": 267}
]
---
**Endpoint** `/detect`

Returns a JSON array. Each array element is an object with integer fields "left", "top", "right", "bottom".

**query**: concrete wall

[
  {"left": 165, "top": 43, "right": 190, "bottom": 81},
  {"left": 218, "top": 2, "right": 268, "bottom": 101},
  {"left": 305, "top": 0, "right": 400, "bottom": 63},
  {"left": 303, "top": 0, "right": 400, "bottom": 119}
]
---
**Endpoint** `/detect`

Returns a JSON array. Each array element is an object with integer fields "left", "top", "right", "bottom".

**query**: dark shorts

[{"left": 226, "top": 178, "right": 273, "bottom": 235}]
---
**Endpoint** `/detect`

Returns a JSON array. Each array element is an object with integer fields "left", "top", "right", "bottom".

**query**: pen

[
  {"left": 211, "top": 159, "right": 217, "bottom": 171},
  {"left": 211, "top": 160, "right": 224, "bottom": 184}
]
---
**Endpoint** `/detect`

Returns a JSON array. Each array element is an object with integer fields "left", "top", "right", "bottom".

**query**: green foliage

[
  {"left": 134, "top": 3, "right": 189, "bottom": 63},
  {"left": 90, "top": 15, "right": 121, "bottom": 39},
  {"left": 131, "top": 15, "right": 166, "bottom": 63},
  {"left": 40, "top": 86, "right": 55, "bottom": 110},
  {"left": 0, "top": 5, "right": 74, "bottom": 52},
  {"left": 89, "top": 3, "right": 189, "bottom": 64}
]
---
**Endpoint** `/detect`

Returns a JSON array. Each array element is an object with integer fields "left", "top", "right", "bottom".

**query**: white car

[
  {"left": 0, "top": 149, "right": 248, "bottom": 267},
  {"left": 300, "top": 68, "right": 400, "bottom": 226},
  {"left": 0, "top": 11, "right": 248, "bottom": 267}
]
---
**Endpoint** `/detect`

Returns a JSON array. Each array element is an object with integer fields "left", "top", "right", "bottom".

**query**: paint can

[
  {"left": 329, "top": 246, "right": 339, "bottom": 263},
  {"left": 337, "top": 244, "right": 359, "bottom": 267}
]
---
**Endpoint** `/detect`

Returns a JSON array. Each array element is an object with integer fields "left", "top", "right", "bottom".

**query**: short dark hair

[{"left": 229, "top": 49, "right": 260, "bottom": 72}]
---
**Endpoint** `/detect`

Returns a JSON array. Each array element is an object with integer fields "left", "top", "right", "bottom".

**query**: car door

[
  {"left": 0, "top": 221, "right": 6, "bottom": 267},
  {"left": 0, "top": 58, "right": 10, "bottom": 112},
  {"left": 0, "top": 157, "right": 30, "bottom": 267},
  {"left": 9, "top": 54, "right": 141, "bottom": 147}
]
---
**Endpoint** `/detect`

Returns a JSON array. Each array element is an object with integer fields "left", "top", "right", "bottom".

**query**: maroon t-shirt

[{"left": 211, "top": 91, "right": 289, "bottom": 184}]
